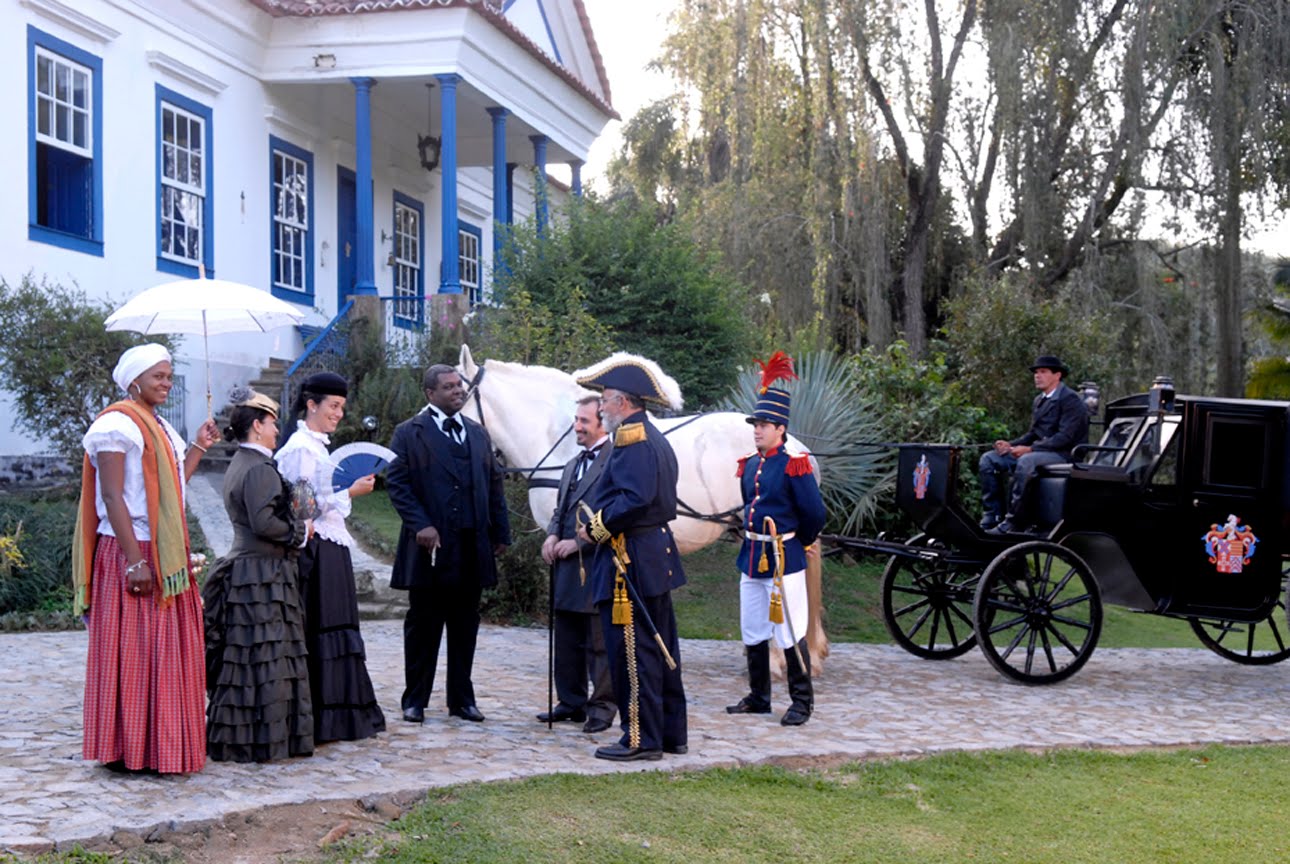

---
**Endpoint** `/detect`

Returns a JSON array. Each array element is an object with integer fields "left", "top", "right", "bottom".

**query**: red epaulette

[
  {"left": 786, "top": 452, "right": 814, "bottom": 477},
  {"left": 735, "top": 451, "right": 757, "bottom": 478}
]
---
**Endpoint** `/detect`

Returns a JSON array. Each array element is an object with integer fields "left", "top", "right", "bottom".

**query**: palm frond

[{"left": 719, "top": 350, "right": 891, "bottom": 533}]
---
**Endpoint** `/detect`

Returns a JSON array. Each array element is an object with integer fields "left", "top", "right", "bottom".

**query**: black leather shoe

[
  {"left": 595, "top": 743, "right": 663, "bottom": 762},
  {"left": 780, "top": 704, "right": 811, "bottom": 727},
  {"left": 663, "top": 743, "right": 688, "bottom": 755},
  {"left": 402, "top": 707, "right": 425, "bottom": 724},
  {"left": 537, "top": 705, "right": 586, "bottom": 723},
  {"left": 725, "top": 696, "right": 772, "bottom": 715},
  {"left": 582, "top": 717, "right": 613, "bottom": 734},
  {"left": 449, "top": 705, "right": 485, "bottom": 722}
]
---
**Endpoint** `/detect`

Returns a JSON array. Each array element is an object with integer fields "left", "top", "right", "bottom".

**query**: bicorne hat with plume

[{"left": 747, "top": 351, "right": 797, "bottom": 425}]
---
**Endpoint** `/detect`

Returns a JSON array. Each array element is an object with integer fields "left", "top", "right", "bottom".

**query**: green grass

[
  {"left": 328, "top": 744, "right": 1290, "bottom": 863},
  {"left": 348, "top": 490, "right": 1213, "bottom": 650}
]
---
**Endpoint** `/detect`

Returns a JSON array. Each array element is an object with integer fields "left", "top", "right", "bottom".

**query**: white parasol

[{"left": 104, "top": 273, "right": 306, "bottom": 416}]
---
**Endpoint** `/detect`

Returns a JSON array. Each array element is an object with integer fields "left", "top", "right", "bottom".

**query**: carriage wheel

[
  {"left": 881, "top": 538, "right": 980, "bottom": 659},
  {"left": 973, "top": 541, "right": 1102, "bottom": 685},
  {"left": 1189, "top": 570, "right": 1290, "bottom": 665}
]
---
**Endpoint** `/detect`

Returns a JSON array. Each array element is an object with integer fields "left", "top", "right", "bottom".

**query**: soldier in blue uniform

[
  {"left": 726, "top": 352, "right": 827, "bottom": 726},
  {"left": 574, "top": 353, "right": 688, "bottom": 761}
]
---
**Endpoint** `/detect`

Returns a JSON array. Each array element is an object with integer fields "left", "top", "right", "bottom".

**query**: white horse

[{"left": 456, "top": 345, "right": 829, "bottom": 673}]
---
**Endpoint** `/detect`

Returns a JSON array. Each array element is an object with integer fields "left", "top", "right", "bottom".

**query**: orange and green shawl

[{"left": 72, "top": 400, "right": 192, "bottom": 616}]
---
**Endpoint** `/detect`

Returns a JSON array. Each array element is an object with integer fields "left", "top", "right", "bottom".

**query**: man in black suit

[
  {"left": 539, "top": 395, "right": 616, "bottom": 734},
  {"left": 979, "top": 354, "right": 1089, "bottom": 534},
  {"left": 387, "top": 364, "right": 511, "bottom": 723}
]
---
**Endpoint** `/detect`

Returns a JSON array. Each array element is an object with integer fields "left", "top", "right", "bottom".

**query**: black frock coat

[{"left": 386, "top": 408, "right": 511, "bottom": 591}]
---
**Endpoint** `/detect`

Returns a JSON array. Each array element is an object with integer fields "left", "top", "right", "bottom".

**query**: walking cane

[{"left": 546, "top": 560, "right": 555, "bottom": 731}]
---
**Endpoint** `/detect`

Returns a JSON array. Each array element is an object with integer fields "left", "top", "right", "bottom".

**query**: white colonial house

[{"left": 4, "top": 0, "right": 615, "bottom": 461}]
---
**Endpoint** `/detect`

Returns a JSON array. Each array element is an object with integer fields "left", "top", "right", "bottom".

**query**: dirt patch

[{"left": 49, "top": 793, "right": 422, "bottom": 863}]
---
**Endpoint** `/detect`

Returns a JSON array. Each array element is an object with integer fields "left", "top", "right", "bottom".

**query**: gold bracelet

[{"left": 190, "top": 441, "right": 208, "bottom": 453}]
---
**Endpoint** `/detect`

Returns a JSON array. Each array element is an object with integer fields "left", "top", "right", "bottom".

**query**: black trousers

[
  {"left": 600, "top": 591, "right": 686, "bottom": 751},
  {"left": 553, "top": 608, "right": 616, "bottom": 723},
  {"left": 401, "top": 536, "right": 484, "bottom": 712}
]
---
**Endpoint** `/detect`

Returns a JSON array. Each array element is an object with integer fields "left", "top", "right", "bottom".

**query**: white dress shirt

[
  {"left": 82, "top": 411, "right": 187, "bottom": 540},
  {"left": 274, "top": 422, "right": 357, "bottom": 549}
]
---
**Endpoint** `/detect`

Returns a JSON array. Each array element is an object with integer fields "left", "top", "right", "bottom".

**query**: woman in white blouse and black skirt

[{"left": 276, "top": 371, "right": 386, "bottom": 743}]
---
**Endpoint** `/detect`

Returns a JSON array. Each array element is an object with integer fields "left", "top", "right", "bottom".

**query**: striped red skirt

[{"left": 83, "top": 535, "right": 207, "bottom": 774}]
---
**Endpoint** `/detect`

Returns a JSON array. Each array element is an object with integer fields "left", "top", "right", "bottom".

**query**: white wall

[{"left": 4, "top": 0, "right": 568, "bottom": 456}]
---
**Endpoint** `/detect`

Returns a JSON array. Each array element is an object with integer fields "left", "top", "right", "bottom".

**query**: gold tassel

[
  {"left": 612, "top": 575, "right": 629, "bottom": 625},
  {"left": 769, "top": 590, "right": 784, "bottom": 624},
  {"left": 758, "top": 546, "right": 769, "bottom": 573}
]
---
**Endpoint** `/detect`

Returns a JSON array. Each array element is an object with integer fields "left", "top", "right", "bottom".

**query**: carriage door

[{"left": 1179, "top": 402, "right": 1287, "bottom": 617}]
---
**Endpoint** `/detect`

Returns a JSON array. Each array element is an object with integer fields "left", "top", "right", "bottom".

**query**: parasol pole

[
  {"left": 197, "top": 263, "right": 212, "bottom": 419},
  {"left": 203, "top": 309, "right": 212, "bottom": 420}
]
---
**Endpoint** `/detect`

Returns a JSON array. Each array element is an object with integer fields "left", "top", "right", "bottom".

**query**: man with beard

[
  {"left": 387, "top": 364, "right": 510, "bottom": 724},
  {"left": 574, "top": 353, "right": 687, "bottom": 761}
]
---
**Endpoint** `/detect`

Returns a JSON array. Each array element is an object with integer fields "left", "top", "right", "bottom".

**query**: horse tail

[{"left": 805, "top": 542, "right": 828, "bottom": 674}]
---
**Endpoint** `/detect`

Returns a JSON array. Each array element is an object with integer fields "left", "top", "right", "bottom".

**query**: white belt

[{"left": 744, "top": 530, "right": 796, "bottom": 543}]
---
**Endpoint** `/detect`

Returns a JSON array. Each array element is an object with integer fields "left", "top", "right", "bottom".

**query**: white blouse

[
  {"left": 274, "top": 422, "right": 356, "bottom": 549},
  {"left": 82, "top": 411, "right": 187, "bottom": 541}
]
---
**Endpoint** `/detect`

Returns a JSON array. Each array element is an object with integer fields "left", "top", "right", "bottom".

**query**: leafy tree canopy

[
  {"left": 492, "top": 194, "right": 755, "bottom": 407},
  {"left": 0, "top": 275, "right": 174, "bottom": 461}
]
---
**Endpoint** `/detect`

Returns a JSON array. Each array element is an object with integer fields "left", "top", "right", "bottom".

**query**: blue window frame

[
  {"left": 392, "top": 191, "right": 424, "bottom": 330},
  {"left": 269, "top": 136, "right": 314, "bottom": 304},
  {"left": 458, "top": 220, "right": 483, "bottom": 307},
  {"left": 27, "top": 26, "right": 103, "bottom": 255},
  {"left": 155, "top": 85, "right": 214, "bottom": 277}
]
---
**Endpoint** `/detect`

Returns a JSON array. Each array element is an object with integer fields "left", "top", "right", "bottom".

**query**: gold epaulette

[{"left": 615, "top": 422, "right": 646, "bottom": 447}]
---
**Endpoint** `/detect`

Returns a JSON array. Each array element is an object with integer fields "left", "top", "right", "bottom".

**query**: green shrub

[
  {"left": 0, "top": 274, "right": 175, "bottom": 461},
  {"left": 481, "top": 479, "right": 549, "bottom": 626},
  {"left": 0, "top": 490, "right": 76, "bottom": 617}
]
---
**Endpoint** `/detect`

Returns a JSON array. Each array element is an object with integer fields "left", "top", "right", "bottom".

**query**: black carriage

[{"left": 830, "top": 380, "right": 1290, "bottom": 684}]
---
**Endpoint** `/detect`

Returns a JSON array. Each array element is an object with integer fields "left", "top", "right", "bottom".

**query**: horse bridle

[{"left": 463, "top": 363, "right": 570, "bottom": 491}]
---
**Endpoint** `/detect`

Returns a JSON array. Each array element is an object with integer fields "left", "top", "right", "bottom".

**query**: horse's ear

[{"left": 460, "top": 343, "right": 477, "bottom": 376}]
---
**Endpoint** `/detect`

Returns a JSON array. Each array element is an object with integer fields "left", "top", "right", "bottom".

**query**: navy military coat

[
  {"left": 736, "top": 446, "right": 827, "bottom": 577},
  {"left": 586, "top": 411, "right": 686, "bottom": 602},
  {"left": 547, "top": 442, "right": 610, "bottom": 613}
]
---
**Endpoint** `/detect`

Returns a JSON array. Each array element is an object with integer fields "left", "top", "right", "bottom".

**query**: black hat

[
  {"left": 302, "top": 371, "right": 349, "bottom": 398},
  {"left": 1029, "top": 355, "right": 1068, "bottom": 375},
  {"left": 747, "top": 352, "right": 797, "bottom": 425},
  {"left": 572, "top": 353, "right": 684, "bottom": 410}
]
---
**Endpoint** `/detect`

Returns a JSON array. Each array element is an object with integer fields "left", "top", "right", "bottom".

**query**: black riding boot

[
  {"left": 780, "top": 639, "right": 813, "bottom": 726},
  {"left": 726, "top": 641, "right": 772, "bottom": 714}
]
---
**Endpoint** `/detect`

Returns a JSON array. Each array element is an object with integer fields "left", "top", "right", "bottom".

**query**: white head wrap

[{"left": 112, "top": 344, "right": 172, "bottom": 393}]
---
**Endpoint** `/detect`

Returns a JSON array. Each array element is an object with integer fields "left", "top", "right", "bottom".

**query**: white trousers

[{"left": 739, "top": 570, "right": 809, "bottom": 649}]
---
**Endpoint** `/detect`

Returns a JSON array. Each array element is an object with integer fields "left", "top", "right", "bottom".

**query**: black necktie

[
  {"left": 443, "top": 416, "right": 463, "bottom": 444},
  {"left": 575, "top": 446, "right": 599, "bottom": 482}
]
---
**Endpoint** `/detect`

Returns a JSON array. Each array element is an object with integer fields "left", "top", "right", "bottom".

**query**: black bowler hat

[
  {"left": 302, "top": 371, "right": 349, "bottom": 398},
  {"left": 1029, "top": 355, "right": 1068, "bottom": 376}
]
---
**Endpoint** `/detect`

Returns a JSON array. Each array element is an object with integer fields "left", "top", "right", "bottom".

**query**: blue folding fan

[{"left": 329, "top": 442, "right": 398, "bottom": 492}]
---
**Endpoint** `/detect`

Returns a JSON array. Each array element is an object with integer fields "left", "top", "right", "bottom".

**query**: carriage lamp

[
  {"left": 1078, "top": 381, "right": 1101, "bottom": 417},
  {"left": 1148, "top": 375, "right": 1176, "bottom": 414},
  {"left": 362, "top": 416, "right": 378, "bottom": 431}
]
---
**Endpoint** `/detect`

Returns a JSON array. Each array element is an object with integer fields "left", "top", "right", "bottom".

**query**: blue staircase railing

[{"left": 281, "top": 299, "right": 355, "bottom": 409}]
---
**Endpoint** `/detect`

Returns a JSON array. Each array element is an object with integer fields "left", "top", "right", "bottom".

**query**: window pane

[
  {"left": 37, "top": 56, "right": 51, "bottom": 95},
  {"left": 37, "top": 96, "right": 51, "bottom": 136},
  {"left": 56, "top": 105, "right": 69, "bottom": 141},
  {"left": 55, "top": 64, "right": 68, "bottom": 101},
  {"left": 72, "top": 71, "right": 88, "bottom": 109},
  {"left": 176, "top": 115, "right": 188, "bottom": 149},
  {"left": 73, "top": 112, "right": 86, "bottom": 149},
  {"left": 191, "top": 153, "right": 202, "bottom": 189},
  {"left": 163, "top": 109, "right": 174, "bottom": 144}
]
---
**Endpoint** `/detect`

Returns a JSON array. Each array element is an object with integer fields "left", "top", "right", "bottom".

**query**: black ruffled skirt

[
  {"left": 202, "top": 553, "right": 313, "bottom": 762},
  {"left": 299, "top": 537, "right": 386, "bottom": 742}
]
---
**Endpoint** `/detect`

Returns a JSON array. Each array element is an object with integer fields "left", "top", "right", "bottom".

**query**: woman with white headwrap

[{"left": 72, "top": 343, "right": 219, "bottom": 774}]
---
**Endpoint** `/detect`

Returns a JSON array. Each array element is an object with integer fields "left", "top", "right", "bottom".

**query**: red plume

[{"left": 754, "top": 351, "right": 797, "bottom": 394}]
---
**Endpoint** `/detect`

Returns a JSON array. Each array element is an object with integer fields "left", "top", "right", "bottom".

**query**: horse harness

[{"left": 463, "top": 365, "right": 741, "bottom": 528}]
